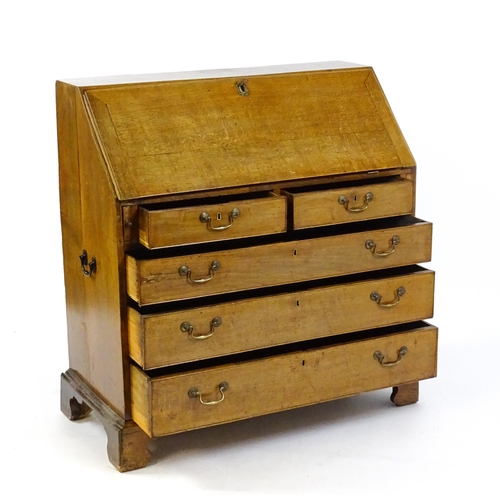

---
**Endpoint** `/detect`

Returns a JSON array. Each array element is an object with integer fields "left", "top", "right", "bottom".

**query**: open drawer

[
  {"left": 284, "top": 177, "right": 414, "bottom": 229},
  {"left": 138, "top": 192, "right": 287, "bottom": 249},
  {"left": 128, "top": 266, "right": 435, "bottom": 369},
  {"left": 131, "top": 322, "right": 438, "bottom": 437},
  {"left": 126, "top": 216, "right": 432, "bottom": 305}
]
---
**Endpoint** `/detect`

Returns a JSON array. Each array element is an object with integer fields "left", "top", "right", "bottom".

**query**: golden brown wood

[
  {"left": 58, "top": 62, "right": 436, "bottom": 470},
  {"left": 129, "top": 268, "right": 435, "bottom": 369},
  {"left": 391, "top": 381, "right": 419, "bottom": 405},
  {"left": 129, "top": 364, "right": 151, "bottom": 435},
  {"left": 127, "top": 308, "right": 144, "bottom": 364},
  {"left": 76, "top": 90, "right": 129, "bottom": 417},
  {"left": 57, "top": 81, "right": 90, "bottom": 385},
  {"left": 57, "top": 84, "right": 129, "bottom": 417},
  {"left": 139, "top": 193, "right": 286, "bottom": 249},
  {"left": 116, "top": 167, "right": 412, "bottom": 207},
  {"left": 364, "top": 71, "right": 415, "bottom": 168},
  {"left": 105, "top": 420, "right": 152, "bottom": 473},
  {"left": 61, "top": 370, "right": 152, "bottom": 472},
  {"left": 83, "top": 67, "right": 414, "bottom": 200},
  {"left": 123, "top": 205, "right": 139, "bottom": 244},
  {"left": 127, "top": 219, "right": 432, "bottom": 305},
  {"left": 288, "top": 179, "right": 414, "bottom": 229},
  {"left": 61, "top": 369, "right": 92, "bottom": 421},
  {"left": 131, "top": 325, "right": 437, "bottom": 437}
]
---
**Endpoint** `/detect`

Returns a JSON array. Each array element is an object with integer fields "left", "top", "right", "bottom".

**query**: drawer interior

[
  {"left": 282, "top": 173, "right": 407, "bottom": 194},
  {"left": 141, "top": 190, "right": 280, "bottom": 211},
  {"left": 132, "top": 264, "right": 432, "bottom": 314},
  {"left": 128, "top": 214, "right": 428, "bottom": 260},
  {"left": 126, "top": 216, "right": 432, "bottom": 305},
  {"left": 128, "top": 265, "right": 435, "bottom": 369}
]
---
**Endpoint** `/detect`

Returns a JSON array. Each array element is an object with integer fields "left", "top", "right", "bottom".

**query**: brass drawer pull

[
  {"left": 338, "top": 192, "right": 374, "bottom": 213},
  {"left": 370, "top": 286, "right": 405, "bottom": 307},
  {"left": 199, "top": 208, "right": 240, "bottom": 231},
  {"left": 373, "top": 346, "right": 408, "bottom": 367},
  {"left": 365, "top": 235, "right": 400, "bottom": 257},
  {"left": 179, "top": 260, "right": 221, "bottom": 283},
  {"left": 181, "top": 316, "right": 222, "bottom": 340},
  {"left": 188, "top": 382, "right": 229, "bottom": 405}
]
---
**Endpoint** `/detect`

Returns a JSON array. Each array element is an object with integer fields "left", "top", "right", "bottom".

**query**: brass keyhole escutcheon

[{"left": 236, "top": 80, "right": 249, "bottom": 96}]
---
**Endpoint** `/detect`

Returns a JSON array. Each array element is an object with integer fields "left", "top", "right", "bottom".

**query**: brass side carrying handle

[
  {"left": 373, "top": 346, "right": 408, "bottom": 367},
  {"left": 181, "top": 316, "right": 222, "bottom": 340},
  {"left": 79, "top": 250, "right": 96, "bottom": 277},
  {"left": 188, "top": 382, "right": 229, "bottom": 405},
  {"left": 370, "top": 287, "right": 406, "bottom": 308},
  {"left": 179, "top": 260, "right": 221, "bottom": 284},
  {"left": 365, "top": 235, "right": 400, "bottom": 257},
  {"left": 338, "top": 192, "right": 374, "bottom": 213},
  {"left": 200, "top": 208, "right": 240, "bottom": 231}
]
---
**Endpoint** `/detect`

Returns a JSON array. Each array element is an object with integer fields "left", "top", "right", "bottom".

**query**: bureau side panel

[
  {"left": 70, "top": 90, "right": 127, "bottom": 416},
  {"left": 57, "top": 82, "right": 90, "bottom": 378}
]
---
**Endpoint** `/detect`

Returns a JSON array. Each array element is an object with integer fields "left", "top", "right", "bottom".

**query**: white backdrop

[{"left": 2, "top": 1, "right": 499, "bottom": 497}]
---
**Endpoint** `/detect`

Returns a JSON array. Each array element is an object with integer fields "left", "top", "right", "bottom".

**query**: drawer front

[
  {"left": 129, "top": 268, "right": 435, "bottom": 369},
  {"left": 139, "top": 194, "right": 287, "bottom": 249},
  {"left": 289, "top": 179, "right": 414, "bottom": 229},
  {"left": 126, "top": 219, "right": 432, "bottom": 305},
  {"left": 131, "top": 324, "right": 438, "bottom": 437}
]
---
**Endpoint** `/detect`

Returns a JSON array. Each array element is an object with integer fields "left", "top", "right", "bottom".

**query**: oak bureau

[{"left": 57, "top": 61, "right": 437, "bottom": 471}]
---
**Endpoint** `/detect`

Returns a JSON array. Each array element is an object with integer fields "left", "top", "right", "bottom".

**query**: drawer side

[{"left": 130, "top": 365, "right": 152, "bottom": 436}]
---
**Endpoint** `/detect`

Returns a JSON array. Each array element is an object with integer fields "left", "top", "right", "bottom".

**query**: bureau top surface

[{"left": 65, "top": 62, "right": 414, "bottom": 200}]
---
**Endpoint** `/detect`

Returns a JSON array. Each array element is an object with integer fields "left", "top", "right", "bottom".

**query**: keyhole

[
  {"left": 296, "top": 300, "right": 300, "bottom": 306},
  {"left": 217, "top": 212, "right": 222, "bottom": 221},
  {"left": 354, "top": 195, "right": 357, "bottom": 202},
  {"left": 293, "top": 249, "right": 297, "bottom": 256},
  {"left": 236, "top": 81, "right": 249, "bottom": 96}
]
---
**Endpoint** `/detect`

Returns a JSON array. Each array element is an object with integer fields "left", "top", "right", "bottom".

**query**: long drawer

[
  {"left": 131, "top": 323, "right": 438, "bottom": 437},
  {"left": 126, "top": 216, "right": 432, "bottom": 305},
  {"left": 129, "top": 267, "right": 434, "bottom": 369}
]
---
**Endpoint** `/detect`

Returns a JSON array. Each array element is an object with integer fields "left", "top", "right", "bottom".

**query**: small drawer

[
  {"left": 131, "top": 323, "right": 438, "bottom": 437},
  {"left": 138, "top": 192, "right": 287, "bottom": 249},
  {"left": 126, "top": 216, "right": 432, "bottom": 305},
  {"left": 128, "top": 266, "right": 435, "bottom": 369},
  {"left": 285, "top": 179, "right": 414, "bottom": 229}
]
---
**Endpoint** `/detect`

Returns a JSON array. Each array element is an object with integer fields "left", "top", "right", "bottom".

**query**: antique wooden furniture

[{"left": 57, "top": 61, "right": 437, "bottom": 472}]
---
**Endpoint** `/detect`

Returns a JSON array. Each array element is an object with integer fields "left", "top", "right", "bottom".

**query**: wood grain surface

[
  {"left": 127, "top": 220, "right": 432, "bottom": 305},
  {"left": 288, "top": 179, "right": 414, "bottom": 229},
  {"left": 129, "top": 268, "right": 435, "bottom": 369},
  {"left": 131, "top": 324, "right": 438, "bottom": 437},
  {"left": 84, "top": 67, "right": 414, "bottom": 199},
  {"left": 139, "top": 193, "right": 286, "bottom": 249}
]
